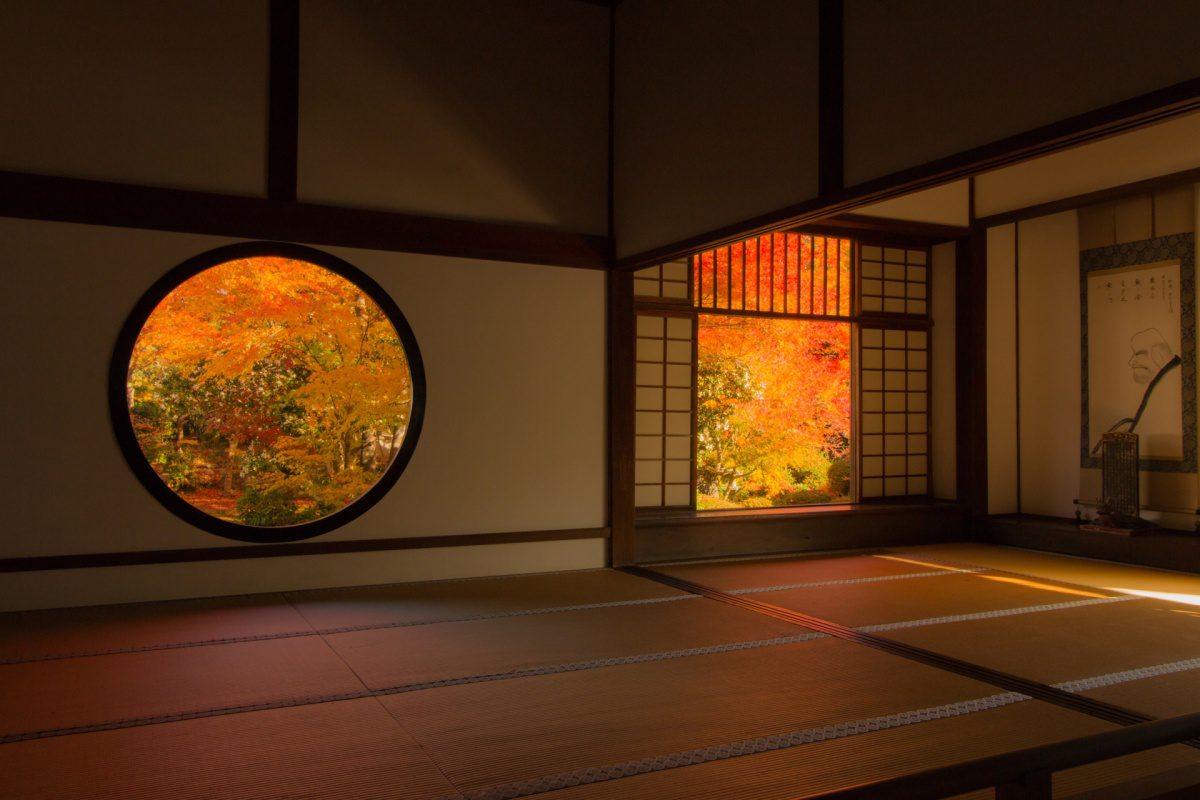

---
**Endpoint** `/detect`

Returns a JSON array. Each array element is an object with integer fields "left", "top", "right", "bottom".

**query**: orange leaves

[
  {"left": 697, "top": 314, "right": 851, "bottom": 506},
  {"left": 128, "top": 256, "right": 414, "bottom": 525}
]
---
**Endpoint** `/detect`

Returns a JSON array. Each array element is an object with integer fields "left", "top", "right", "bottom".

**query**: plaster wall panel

[
  {"left": 614, "top": 0, "right": 819, "bottom": 258},
  {"left": 975, "top": 112, "right": 1200, "bottom": 219},
  {"left": 298, "top": 0, "right": 609, "bottom": 234},
  {"left": 846, "top": 0, "right": 1200, "bottom": 186},
  {"left": 855, "top": 182, "right": 970, "bottom": 228},
  {"left": 0, "top": 0, "right": 268, "bottom": 195},
  {"left": 1016, "top": 212, "right": 1081, "bottom": 518},
  {"left": 0, "top": 218, "right": 606, "bottom": 560}
]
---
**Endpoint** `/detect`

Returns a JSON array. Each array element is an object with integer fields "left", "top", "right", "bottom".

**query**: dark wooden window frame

[{"left": 633, "top": 230, "right": 932, "bottom": 522}]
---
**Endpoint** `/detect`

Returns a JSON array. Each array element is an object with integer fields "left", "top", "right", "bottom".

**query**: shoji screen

[
  {"left": 858, "top": 243, "right": 931, "bottom": 499},
  {"left": 634, "top": 313, "right": 694, "bottom": 508}
]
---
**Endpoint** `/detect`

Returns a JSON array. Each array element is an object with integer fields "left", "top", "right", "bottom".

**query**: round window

[{"left": 110, "top": 242, "right": 425, "bottom": 542}]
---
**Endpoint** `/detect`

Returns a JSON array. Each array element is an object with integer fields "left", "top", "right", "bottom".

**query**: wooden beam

[
  {"left": 818, "top": 0, "right": 845, "bottom": 196},
  {"left": 267, "top": 0, "right": 300, "bottom": 202},
  {"left": 956, "top": 230, "right": 989, "bottom": 526},
  {"left": 616, "top": 77, "right": 1200, "bottom": 272},
  {"left": 608, "top": 269, "right": 636, "bottom": 565},
  {"left": 632, "top": 503, "right": 968, "bottom": 563},
  {"left": 0, "top": 528, "right": 610, "bottom": 573},
  {"left": 818, "top": 213, "right": 969, "bottom": 243},
  {"left": 0, "top": 170, "right": 611, "bottom": 269}
]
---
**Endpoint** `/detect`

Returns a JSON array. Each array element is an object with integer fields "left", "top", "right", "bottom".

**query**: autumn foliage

[
  {"left": 696, "top": 316, "right": 851, "bottom": 509},
  {"left": 128, "top": 257, "right": 413, "bottom": 526}
]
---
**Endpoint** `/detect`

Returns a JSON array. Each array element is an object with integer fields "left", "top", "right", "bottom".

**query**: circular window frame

[{"left": 109, "top": 241, "right": 426, "bottom": 543}]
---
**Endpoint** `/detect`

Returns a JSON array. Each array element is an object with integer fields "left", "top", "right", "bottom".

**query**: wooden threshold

[{"left": 633, "top": 503, "right": 967, "bottom": 563}]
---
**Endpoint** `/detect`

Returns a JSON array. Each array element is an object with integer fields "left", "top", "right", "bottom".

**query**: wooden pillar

[
  {"left": 608, "top": 269, "right": 636, "bottom": 565},
  {"left": 956, "top": 228, "right": 989, "bottom": 530}
]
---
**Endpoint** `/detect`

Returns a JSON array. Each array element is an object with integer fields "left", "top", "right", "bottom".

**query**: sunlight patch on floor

[
  {"left": 873, "top": 555, "right": 964, "bottom": 572},
  {"left": 977, "top": 575, "right": 1108, "bottom": 599},
  {"left": 1104, "top": 588, "right": 1200, "bottom": 607}
]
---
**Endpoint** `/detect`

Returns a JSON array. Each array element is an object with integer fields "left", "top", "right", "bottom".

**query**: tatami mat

[
  {"left": 879, "top": 598, "right": 1200, "bottom": 685},
  {"left": 1080, "top": 669, "right": 1200, "bottom": 719},
  {"left": 469, "top": 703, "right": 1198, "bottom": 800},
  {"left": 655, "top": 552, "right": 956, "bottom": 592},
  {"left": 0, "top": 593, "right": 315, "bottom": 662},
  {"left": 0, "top": 698, "right": 455, "bottom": 800},
  {"left": 1057, "top": 747, "right": 1200, "bottom": 799},
  {"left": 325, "top": 596, "right": 801, "bottom": 690},
  {"left": 285, "top": 568, "right": 688, "bottom": 630},
  {"left": 755, "top": 570, "right": 1123, "bottom": 628},
  {"left": 380, "top": 637, "right": 1041, "bottom": 791},
  {"left": 0, "top": 636, "right": 365, "bottom": 739},
  {"left": 6, "top": 548, "right": 1200, "bottom": 799}
]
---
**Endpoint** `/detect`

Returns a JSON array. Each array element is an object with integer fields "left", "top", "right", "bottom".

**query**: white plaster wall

[
  {"left": 1016, "top": 212, "right": 1081, "bottom": 517},
  {"left": 976, "top": 112, "right": 1200, "bottom": 218},
  {"left": 856, "top": 182, "right": 971, "bottom": 228},
  {"left": 0, "top": 218, "right": 607, "bottom": 562}
]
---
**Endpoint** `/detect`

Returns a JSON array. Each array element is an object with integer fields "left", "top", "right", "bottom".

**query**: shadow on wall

[{"left": 302, "top": 0, "right": 609, "bottom": 233}]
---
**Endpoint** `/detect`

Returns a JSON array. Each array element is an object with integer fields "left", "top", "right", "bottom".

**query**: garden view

[
  {"left": 696, "top": 316, "right": 851, "bottom": 509},
  {"left": 127, "top": 257, "right": 413, "bottom": 526}
]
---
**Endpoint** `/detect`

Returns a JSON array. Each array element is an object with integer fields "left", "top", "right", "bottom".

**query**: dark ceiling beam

[
  {"left": 815, "top": 213, "right": 969, "bottom": 244},
  {"left": 267, "top": 0, "right": 300, "bottom": 202},
  {"left": 0, "top": 171, "right": 610, "bottom": 269},
  {"left": 818, "top": 0, "right": 845, "bottom": 197}
]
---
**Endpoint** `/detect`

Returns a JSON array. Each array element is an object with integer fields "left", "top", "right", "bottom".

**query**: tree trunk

[
  {"left": 224, "top": 437, "right": 239, "bottom": 493},
  {"left": 359, "top": 428, "right": 371, "bottom": 469},
  {"left": 388, "top": 425, "right": 402, "bottom": 459}
]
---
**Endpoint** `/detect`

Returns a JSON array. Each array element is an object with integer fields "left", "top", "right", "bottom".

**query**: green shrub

[
  {"left": 741, "top": 496, "right": 775, "bottom": 508},
  {"left": 152, "top": 448, "right": 196, "bottom": 492},
  {"left": 826, "top": 456, "right": 851, "bottom": 495},
  {"left": 772, "top": 487, "right": 836, "bottom": 506}
]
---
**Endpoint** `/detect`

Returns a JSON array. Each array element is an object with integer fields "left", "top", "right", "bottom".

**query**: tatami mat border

[
  {"left": 0, "top": 590, "right": 1136, "bottom": 669},
  {"left": 727, "top": 568, "right": 981, "bottom": 595},
  {"left": 433, "top": 693, "right": 1033, "bottom": 800},
  {"left": 857, "top": 595, "right": 1137, "bottom": 632},
  {"left": 1054, "top": 657, "right": 1200, "bottom": 694},
  {"left": 0, "top": 631, "right": 826, "bottom": 743},
  {"left": 0, "top": 594, "right": 701, "bottom": 666},
  {"left": 0, "top": 585, "right": 1159, "bottom": 742},
  {"left": 0, "top": 590, "right": 1170, "bottom": 745},
  {"left": 624, "top": 566, "right": 1153, "bottom": 726}
]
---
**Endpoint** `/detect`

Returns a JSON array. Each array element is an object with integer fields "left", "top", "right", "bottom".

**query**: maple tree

[
  {"left": 696, "top": 315, "right": 850, "bottom": 509},
  {"left": 128, "top": 257, "right": 413, "bottom": 526}
]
